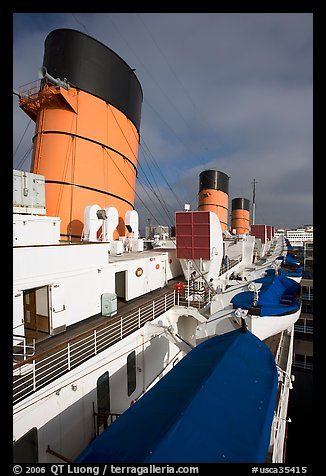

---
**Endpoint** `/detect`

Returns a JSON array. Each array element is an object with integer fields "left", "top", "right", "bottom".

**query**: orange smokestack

[
  {"left": 198, "top": 170, "right": 229, "bottom": 231},
  {"left": 231, "top": 198, "right": 250, "bottom": 234},
  {"left": 19, "top": 28, "right": 143, "bottom": 241}
]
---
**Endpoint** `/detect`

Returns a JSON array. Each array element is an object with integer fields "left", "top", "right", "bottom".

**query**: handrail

[
  {"left": 294, "top": 323, "right": 313, "bottom": 334},
  {"left": 13, "top": 290, "right": 175, "bottom": 370},
  {"left": 14, "top": 278, "right": 234, "bottom": 404},
  {"left": 219, "top": 256, "right": 242, "bottom": 276},
  {"left": 181, "top": 282, "right": 211, "bottom": 309},
  {"left": 13, "top": 334, "right": 35, "bottom": 361},
  {"left": 46, "top": 445, "right": 72, "bottom": 463},
  {"left": 13, "top": 290, "right": 176, "bottom": 405},
  {"left": 19, "top": 80, "right": 41, "bottom": 98}
]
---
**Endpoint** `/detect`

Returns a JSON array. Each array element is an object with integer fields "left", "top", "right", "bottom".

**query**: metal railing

[
  {"left": 13, "top": 291, "right": 175, "bottom": 405},
  {"left": 301, "top": 291, "right": 313, "bottom": 301},
  {"left": 293, "top": 360, "right": 313, "bottom": 370},
  {"left": 19, "top": 80, "right": 41, "bottom": 99},
  {"left": 294, "top": 323, "right": 313, "bottom": 334},
  {"left": 13, "top": 335, "right": 35, "bottom": 362},
  {"left": 269, "top": 329, "right": 294, "bottom": 462},
  {"left": 177, "top": 282, "right": 211, "bottom": 309},
  {"left": 219, "top": 256, "right": 242, "bottom": 276}
]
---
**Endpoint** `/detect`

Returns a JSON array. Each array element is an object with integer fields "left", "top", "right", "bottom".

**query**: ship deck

[
  {"left": 35, "top": 276, "right": 183, "bottom": 355},
  {"left": 13, "top": 277, "right": 184, "bottom": 405},
  {"left": 13, "top": 276, "right": 284, "bottom": 406}
]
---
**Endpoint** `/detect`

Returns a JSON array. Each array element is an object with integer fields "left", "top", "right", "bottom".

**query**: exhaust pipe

[{"left": 38, "top": 66, "right": 69, "bottom": 90}]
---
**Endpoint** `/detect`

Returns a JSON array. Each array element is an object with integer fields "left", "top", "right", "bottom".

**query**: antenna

[{"left": 251, "top": 179, "right": 257, "bottom": 225}]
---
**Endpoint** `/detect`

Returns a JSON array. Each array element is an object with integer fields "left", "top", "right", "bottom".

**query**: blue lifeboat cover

[
  {"left": 285, "top": 254, "right": 300, "bottom": 266},
  {"left": 231, "top": 275, "right": 300, "bottom": 316},
  {"left": 76, "top": 330, "right": 278, "bottom": 463},
  {"left": 279, "top": 266, "right": 303, "bottom": 278}
]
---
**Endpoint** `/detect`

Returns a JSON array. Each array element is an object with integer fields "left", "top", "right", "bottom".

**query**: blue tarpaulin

[
  {"left": 76, "top": 330, "right": 278, "bottom": 463},
  {"left": 279, "top": 267, "right": 303, "bottom": 278},
  {"left": 285, "top": 254, "right": 300, "bottom": 266},
  {"left": 277, "top": 254, "right": 300, "bottom": 266},
  {"left": 231, "top": 275, "right": 300, "bottom": 316}
]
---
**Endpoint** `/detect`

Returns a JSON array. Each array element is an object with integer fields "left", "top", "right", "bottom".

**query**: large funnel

[
  {"left": 198, "top": 170, "right": 229, "bottom": 231},
  {"left": 21, "top": 28, "right": 143, "bottom": 240},
  {"left": 231, "top": 198, "right": 250, "bottom": 234}
]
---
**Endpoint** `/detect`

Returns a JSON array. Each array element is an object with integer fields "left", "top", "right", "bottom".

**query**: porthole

[{"left": 135, "top": 267, "right": 143, "bottom": 277}]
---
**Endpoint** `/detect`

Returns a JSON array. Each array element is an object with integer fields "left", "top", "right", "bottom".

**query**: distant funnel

[
  {"left": 197, "top": 170, "right": 229, "bottom": 231},
  {"left": 231, "top": 198, "right": 250, "bottom": 234}
]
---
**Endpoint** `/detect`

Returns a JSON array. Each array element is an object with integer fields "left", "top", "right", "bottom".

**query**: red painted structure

[{"left": 175, "top": 211, "right": 211, "bottom": 260}]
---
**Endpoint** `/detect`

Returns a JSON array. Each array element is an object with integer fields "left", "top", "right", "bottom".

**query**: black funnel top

[
  {"left": 43, "top": 28, "right": 143, "bottom": 131},
  {"left": 232, "top": 198, "right": 250, "bottom": 211},
  {"left": 199, "top": 170, "right": 229, "bottom": 194}
]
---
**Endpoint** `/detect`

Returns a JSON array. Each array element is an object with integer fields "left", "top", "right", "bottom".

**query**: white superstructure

[{"left": 275, "top": 226, "right": 313, "bottom": 246}]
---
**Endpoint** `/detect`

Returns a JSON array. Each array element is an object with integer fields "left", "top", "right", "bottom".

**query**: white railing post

[
  {"left": 138, "top": 308, "right": 141, "bottom": 328},
  {"left": 187, "top": 282, "right": 190, "bottom": 308},
  {"left": 33, "top": 359, "right": 36, "bottom": 391},
  {"left": 120, "top": 317, "right": 123, "bottom": 339},
  {"left": 94, "top": 329, "right": 97, "bottom": 355},
  {"left": 152, "top": 301, "right": 155, "bottom": 319},
  {"left": 165, "top": 293, "right": 167, "bottom": 312},
  {"left": 67, "top": 343, "right": 71, "bottom": 371}
]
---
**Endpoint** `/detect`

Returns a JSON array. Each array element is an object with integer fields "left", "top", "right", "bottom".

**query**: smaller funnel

[
  {"left": 231, "top": 198, "right": 250, "bottom": 235},
  {"left": 198, "top": 170, "right": 229, "bottom": 231}
]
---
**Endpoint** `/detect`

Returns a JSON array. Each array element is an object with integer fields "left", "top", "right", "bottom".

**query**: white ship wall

[
  {"left": 155, "top": 248, "right": 183, "bottom": 281},
  {"left": 242, "top": 235, "right": 256, "bottom": 265},
  {"left": 223, "top": 235, "right": 255, "bottom": 265},
  {"left": 13, "top": 170, "right": 46, "bottom": 215},
  {"left": 13, "top": 309, "right": 197, "bottom": 462},
  {"left": 13, "top": 243, "right": 172, "bottom": 334},
  {"left": 224, "top": 240, "right": 243, "bottom": 260},
  {"left": 13, "top": 214, "right": 61, "bottom": 246},
  {"left": 261, "top": 240, "right": 272, "bottom": 257}
]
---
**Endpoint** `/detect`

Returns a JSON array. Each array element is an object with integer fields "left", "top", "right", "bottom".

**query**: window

[
  {"left": 302, "top": 301, "right": 313, "bottom": 314},
  {"left": 294, "top": 354, "right": 304, "bottom": 366},
  {"left": 306, "top": 355, "right": 313, "bottom": 368},
  {"left": 127, "top": 351, "right": 136, "bottom": 396},
  {"left": 97, "top": 371, "right": 110, "bottom": 414},
  {"left": 294, "top": 353, "right": 313, "bottom": 370},
  {"left": 13, "top": 427, "right": 38, "bottom": 463}
]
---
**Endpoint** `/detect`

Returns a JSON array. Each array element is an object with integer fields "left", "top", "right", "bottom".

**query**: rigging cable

[
  {"left": 139, "top": 138, "right": 184, "bottom": 211},
  {"left": 103, "top": 109, "right": 213, "bottom": 286},
  {"left": 136, "top": 13, "right": 212, "bottom": 151},
  {"left": 107, "top": 103, "right": 180, "bottom": 227},
  {"left": 13, "top": 117, "right": 32, "bottom": 169},
  {"left": 71, "top": 13, "right": 91, "bottom": 36},
  {"left": 14, "top": 144, "right": 33, "bottom": 171},
  {"left": 103, "top": 147, "right": 167, "bottom": 227}
]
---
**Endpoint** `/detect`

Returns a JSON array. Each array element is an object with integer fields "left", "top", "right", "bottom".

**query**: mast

[{"left": 251, "top": 179, "right": 257, "bottom": 225}]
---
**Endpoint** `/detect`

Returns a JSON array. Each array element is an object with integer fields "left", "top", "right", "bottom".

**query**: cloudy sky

[{"left": 13, "top": 13, "right": 313, "bottom": 231}]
